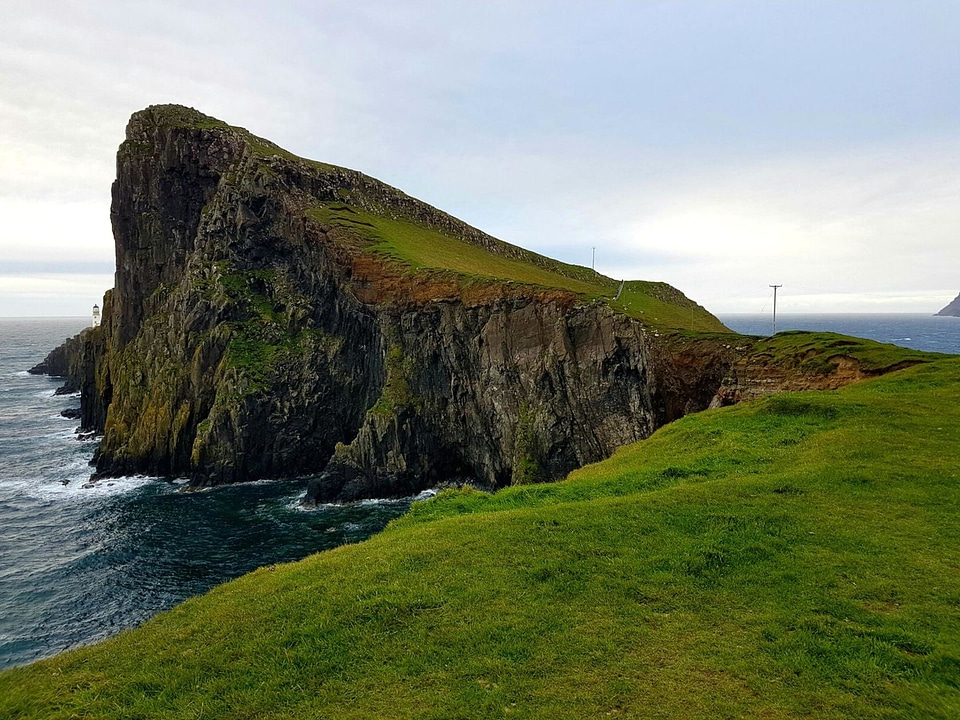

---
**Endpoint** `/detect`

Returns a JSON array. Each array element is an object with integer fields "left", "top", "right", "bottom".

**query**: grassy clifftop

[
  {"left": 307, "top": 202, "right": 728, "bottom": 333},
  {"left": 3, "top": 353, "right": 958, "bottom": 718}
]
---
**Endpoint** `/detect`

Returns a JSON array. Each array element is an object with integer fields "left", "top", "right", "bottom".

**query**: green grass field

[{"left": 3, "top": 355, "right": 958, "bottom": 719}]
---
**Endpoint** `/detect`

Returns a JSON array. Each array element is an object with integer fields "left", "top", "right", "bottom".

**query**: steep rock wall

[{"left": 312, "top": 301, "right": 667, "bottom": 501}]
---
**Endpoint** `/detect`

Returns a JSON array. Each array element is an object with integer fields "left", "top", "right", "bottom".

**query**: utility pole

[
  {"left": 769, "top": 284, "right": 782, "bottom": 336},
  {"left": 592, "top": 246, "right": 596, "bottom": 271}
]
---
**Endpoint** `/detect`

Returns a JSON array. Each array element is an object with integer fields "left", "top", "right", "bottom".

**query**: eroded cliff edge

[{"left": 39, "top": 105, "right": 913, "bottom": 502}]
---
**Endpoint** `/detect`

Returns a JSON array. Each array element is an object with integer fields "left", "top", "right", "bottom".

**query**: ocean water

[
  {"left": 1, "top": 314, "right": 957, "bottom": 670},
  {"left": 719, "top": 313, "right": 960, "bottom": 355},
  {"left": 0, "top": 318, "right": 429, "bottom": 669}
]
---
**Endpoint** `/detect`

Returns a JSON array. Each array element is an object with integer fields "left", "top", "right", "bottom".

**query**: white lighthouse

[{"left": 92, "top": 303, "right": 101, "bottom": 328}]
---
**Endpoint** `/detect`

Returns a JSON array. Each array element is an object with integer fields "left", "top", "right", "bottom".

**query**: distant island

[{"left": 936, "top": 292, "right": 960, "bottom": 316}]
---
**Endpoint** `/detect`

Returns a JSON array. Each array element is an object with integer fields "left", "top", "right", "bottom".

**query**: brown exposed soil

[{"left": 346, "top": 252, "right": 578, "bottom": 309}]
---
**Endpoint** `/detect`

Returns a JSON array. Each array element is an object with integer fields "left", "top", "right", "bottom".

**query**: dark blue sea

[
  {"left": 0, "top": 318, "right": 431, "bottom": 669},
  {"left": 1, "top": 314, "right": 958, "bottom": 670},
  {"left": 719, "top": 313, "right": 960, "bottom": 355}
]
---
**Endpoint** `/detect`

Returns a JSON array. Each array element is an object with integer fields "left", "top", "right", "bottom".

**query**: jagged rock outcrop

[
  {"left": 33, "top": 104, "right": 749, "bottom": 500},
  {"left": 29, "top": 340, "right": 73, "bottom": 379},
  {"left": 936, "top": 292, "right": 960, "bottom": 317}
]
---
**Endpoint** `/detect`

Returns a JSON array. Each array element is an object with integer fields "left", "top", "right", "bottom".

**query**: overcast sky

[{"left": 2, "top": 0, "right": 958, "bottom": 316}]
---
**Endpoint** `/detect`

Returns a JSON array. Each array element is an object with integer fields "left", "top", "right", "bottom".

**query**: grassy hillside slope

[
  {"left": 2, "top": 355, "right": 958, "bottom": 718},
  {"left": 306, "top": 203, "right": 728, "bottom": 332}
]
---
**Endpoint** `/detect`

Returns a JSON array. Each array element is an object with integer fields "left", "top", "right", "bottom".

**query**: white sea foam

[
  {"left": 0, "top": 444, "right": 161, "bottom": 502},
  {"left": 296, "top": 486, "right": 438, "bottom": 512},
  {"left": 31, "top": 474, "right": 162, "bottom": 503},
  {"left": 288, "top": 490, "right": 326, "bottom": 510},
  {"left": 283, "top": 489, "right": 314, "bottom": 511},
  {"left": 39, "top": 427, "right": 87, "bottom": 443}
]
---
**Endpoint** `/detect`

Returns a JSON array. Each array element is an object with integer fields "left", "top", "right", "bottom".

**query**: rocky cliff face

[
  {"left": 42, "top": 104, "right": 879, "bottom": 502},
  {"left": 309, "top": 302, "right": 734, "bottom": 501},
  {"left": 936, "top": 292, "right": 960, "bottom": 317}
]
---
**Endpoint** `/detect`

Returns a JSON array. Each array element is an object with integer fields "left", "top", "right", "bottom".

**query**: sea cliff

[{"left": 35, "top": 105, "right": 907, "bottom": 501}]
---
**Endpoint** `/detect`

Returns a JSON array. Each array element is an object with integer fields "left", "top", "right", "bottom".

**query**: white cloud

[
  {"left": 2, "top": 1, "right": 959, "bottom": 315},
  {"left": 388, "top": 136, "right": 960, "bottom": 313},
  {"left": 581, "top": 142, "right": 960, "bottom": 312},
  {"left": 0, "top": 199, "right": 113, "bottom": 264},
  {"left": 0, "top": 274, "right": 112, "bottom": 317}
]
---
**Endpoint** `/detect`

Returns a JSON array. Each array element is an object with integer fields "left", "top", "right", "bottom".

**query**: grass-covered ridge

[
  {"left": 307, "top": 203, "right": 608, "bottom": 296},
  {"left": 307, "top": 204, "right": 728, "bottom": 332},
  {"left": 3, "top": 356, "right": 959, "bottom": 718},
  {"left": 744, "top": 330, "right": 938, "bottom": 374}
]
